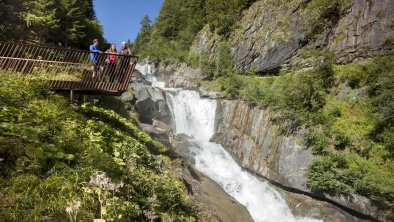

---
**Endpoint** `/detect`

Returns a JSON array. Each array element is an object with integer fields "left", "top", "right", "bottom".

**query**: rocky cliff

[
  {"left": 212, "top": 99, "right": 385, "bottom": 221},
  {"left": 212, "top": 100, "right": 312, "bottom": 191},
  {"left": 190, "top": 0, "right": 394, "bottom": 72}
]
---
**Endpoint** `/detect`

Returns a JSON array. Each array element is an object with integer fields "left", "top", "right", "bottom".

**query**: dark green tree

[
  {"left": 140, "top": 15, "right": 152, "bottom": 31},
  {"left": 22, "top": 0, "right": 59, "bottom": 43},
  {"left": 0, "top": 0, "right": 27, "bottom": 41},
  {"left": 57, "top": 0, "right": 86, "bottom": 47}
]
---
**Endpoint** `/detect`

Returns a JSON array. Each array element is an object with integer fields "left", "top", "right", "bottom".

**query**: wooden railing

[{"left": 0, "top": 42, "right": 138, "bottom": 96}]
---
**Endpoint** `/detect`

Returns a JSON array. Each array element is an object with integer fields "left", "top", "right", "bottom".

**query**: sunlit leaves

[{"left": 0, "top": 71, "right": 196, "bottom": 221}]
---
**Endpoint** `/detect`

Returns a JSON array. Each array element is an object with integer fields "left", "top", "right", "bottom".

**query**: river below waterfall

[{"left": 136, "top": 65, "right": 321, "bottom": 222}]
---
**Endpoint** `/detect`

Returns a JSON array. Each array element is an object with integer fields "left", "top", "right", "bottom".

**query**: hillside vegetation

[
  {"left": 133, "top": 0, "right": 257, "bottom": 62},
  {"left": 0, "top": 71, "right": 203, "bottom": 221},
  {"left": 133, "top": 0, "right": 352, "bottom": 64}
]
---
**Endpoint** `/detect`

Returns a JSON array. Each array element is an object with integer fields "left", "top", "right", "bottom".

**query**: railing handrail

[
  {"left": 0, "top": 41, "right": 139, "bottom": 59},
  {"left": 0, "top": 41, "right": 138, "bottom": 95}
]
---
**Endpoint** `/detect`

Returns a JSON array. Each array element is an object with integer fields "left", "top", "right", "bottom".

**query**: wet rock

[
  {"left": 284, "top": 192, "right": 369, "bottom": 222},
  {"left": 181, "top": 165, "right": 254, "bottom": 222},
  {"left": 131, "top": 69, "right": 151, "bottom": 85},
  {"left": 133, "top": 86, "right": 171, "bottom": 125},
  {"left": 325, "top": 194, "right": 385, "bottom": 222},
  {"left": 170, "top": 134, "right": 198, "bottom": 164},
  {"left": 212, "top": 100, "right": 312, "bottom": 191}
]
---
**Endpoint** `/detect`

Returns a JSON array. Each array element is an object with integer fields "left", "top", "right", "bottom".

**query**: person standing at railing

[
  {"left": 105, "top": 44, "right": 117, "bottom": 82},
  {"left": 119, "top": 41, "right": 130, "bottom": 56},
  {"left": 116, "top": 41, "right": 131, "bottom": 83},
  {"left": 89, "top": 39, "right": 103, "bottom": 79}
]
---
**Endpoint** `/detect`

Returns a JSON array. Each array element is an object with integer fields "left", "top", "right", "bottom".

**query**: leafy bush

[
  {"left": 304, "top": 128, "right": 331, "bottom": 155},
  {"left": 307, "top": 153, "right": 394, "bottom": 217},
  {"left": 383, "top": 32, "right": 394, "bottom": 48},
  {"left": 304, "top": 55, "right": 394, "bottom": 219},
  {"left": 215, "top": 42, "right": 233, "bottom": 78},
  {"left": 221, "top": 73, "right": 243, "bottom": 98}
]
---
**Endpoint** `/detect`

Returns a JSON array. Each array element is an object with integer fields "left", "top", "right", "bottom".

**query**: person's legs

[
  {"left": 91, "top": 61, "right": 98, "bottom": 79},
  {"left": 91, "top": 66, "right": 95, "bottom": 79}
]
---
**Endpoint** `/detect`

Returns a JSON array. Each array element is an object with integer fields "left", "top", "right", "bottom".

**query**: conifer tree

[{"left": 23, "top": 0, "right": 59, "bottom": 44}]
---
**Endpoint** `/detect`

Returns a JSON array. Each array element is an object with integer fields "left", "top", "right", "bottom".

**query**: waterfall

[
  {"left": 166, "top": 90, "right": 321, "bottom": 222},
  {"left": 135, "top": 63, "right": 165, "bottom": 88}
]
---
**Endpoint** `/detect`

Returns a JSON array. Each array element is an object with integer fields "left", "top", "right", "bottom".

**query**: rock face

[
  {"left": 212, "top": 100, "right": 312, "bottom": 191},
  {"left": 155, "top": 63, "right": 203, "bottom": 90},
  {"left": 212, "top": 99, "right": 385, "bottom": 222},
  {"left": 132, "top": 84, "right": 172, "bottom": 125},
  {"left": 229, "top": 0, "right": 309, "bottom": 72},
  {"left": 329, "top": 0, "right": 394, "bottom": 63}
]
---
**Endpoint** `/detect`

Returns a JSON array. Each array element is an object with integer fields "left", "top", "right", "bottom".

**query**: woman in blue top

[{"left": 89, "top": 39, "right": 103, "bottom": 79}]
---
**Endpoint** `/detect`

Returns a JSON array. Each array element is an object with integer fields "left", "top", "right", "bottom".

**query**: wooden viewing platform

[{"left": 0, "top": 42, "right": 138, "bottom": 97}]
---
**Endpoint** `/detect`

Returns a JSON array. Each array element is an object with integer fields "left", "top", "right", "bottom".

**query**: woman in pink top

[{"left": 104, "top": 44, "right": 117, "bottom": 82}]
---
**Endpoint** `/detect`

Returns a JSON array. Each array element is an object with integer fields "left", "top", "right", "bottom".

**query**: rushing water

[{"left": 136, "top": 64, "right": 321, "bottom": 222}]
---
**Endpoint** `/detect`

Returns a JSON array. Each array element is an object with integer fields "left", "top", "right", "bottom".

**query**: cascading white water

[
  {"left": 135, "top": 63, "right": 165, "bottom": 88},
  {"left": 166, "top": 90, "right": 321, "bottom": 222}
]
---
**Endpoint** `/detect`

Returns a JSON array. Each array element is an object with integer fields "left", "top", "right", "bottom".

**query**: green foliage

[
  {"left": 221, "top": 74, "right": 243, "bottom": 98},
  {"left": 215, "top": 42, "right": 233, "bottom": 78},
  {"left": 140, "top": 15, "right": 152, "bottom": 31},
  {"left": 335, "top": 55, "right": 394, "bottom": 154},
  {"left": 205, "top": 0, "right": 256, "bottom": 36},
  {"left": 384, "top": 32, "right": 394, "bottom": 48},
  {"left": 304, "top": 127, "right": 331, "bottom": 155},
  {"left": 0, "top": 71, "right": 198, "bottom": 221},
  {"left": 305, "top": 55, "right": 394, "bottom": 218},
  {"left": 0, "top": 0, "right": 27, "bottom": 41},
  {"left": 231, "top": 49, "right": 335, "bottom": 125},
  {"left": 187, "top": 52, "right": 215, "bottom": 80},
  {"left": 23, "top": 0, "right": 59, "bottom": 43},
  {"left": 307, "top": 153, "right": 394, "bottom": 215},
  {"left": 0, "top": 0, "right": 105, "bottom": 49}
]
